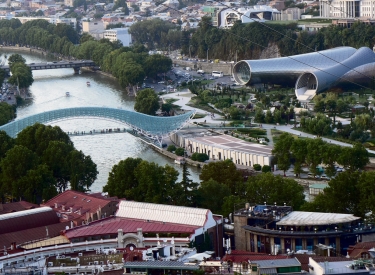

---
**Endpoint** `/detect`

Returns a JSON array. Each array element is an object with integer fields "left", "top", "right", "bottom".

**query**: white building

[
  {"left": 0, "top": 15, "right": 77, "bottom": 29},
  {"left": 171, "top": 131, "right": 273, "bottom": 167},
  {"left": 320, "top": 0, "right": 360, "bottom": 18},
  {"left": 104, "top": 28, "right": 132, "bottom": 46},
  {"left": 82, "top": 20, "right": 105, "bottom": 33},
  {"left": 241, "top": 5, "right": 280, "bottom": 23}
]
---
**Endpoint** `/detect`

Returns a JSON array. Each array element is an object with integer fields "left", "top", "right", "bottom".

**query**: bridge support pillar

[{"left": 73, "top": 67, "right": 81, "bottom": 74}]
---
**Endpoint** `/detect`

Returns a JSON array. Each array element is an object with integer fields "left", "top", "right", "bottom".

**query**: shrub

[
  {"left": 191, "top": 152, "right": 209, "bottom": 162},
  {"left": 253, "top": 164, "right": 262, "bottom": 171},
  {"left": 167, "top": 145, "right": 176, "bottom": 152},
  {"left": 262, "top": 165, "right": 272, "bottom": 173},
  {"left": 175, "top": 147, "right": 185, "bottom": 156}
]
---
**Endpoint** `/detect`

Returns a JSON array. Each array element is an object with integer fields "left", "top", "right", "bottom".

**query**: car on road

[
  {"left": 162, "top": 89, "right": 167, "bottom": 92},
  {"left": 158, "top": 81, "right": 165, "bottom": 84},
  {"left": 320, "top": 174, "right": 330, "bottom": 181}
]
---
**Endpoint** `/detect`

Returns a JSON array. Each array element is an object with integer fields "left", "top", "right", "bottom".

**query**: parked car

[
  {"left": 320, "top": 174, "right": 330, "bottom": 181},
  {"left": 158, "top": 81, "right": 165, "bottom": 84}
]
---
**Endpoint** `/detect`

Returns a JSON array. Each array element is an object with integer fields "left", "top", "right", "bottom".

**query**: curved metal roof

[
  {"left": 0, "top": 107, "right": 194, "bottom": 141},
  {"left": 116, "top": 200, "right": 210, "bottom": 227},
  {"left": 276, "top": 211, "right": 360, "bottom": 226},
  {"left": 233, "top": 46, "right": 357, "bottom": 85},
  {"left": 233, "top": 46, "right": 375, "bottom": 102}
]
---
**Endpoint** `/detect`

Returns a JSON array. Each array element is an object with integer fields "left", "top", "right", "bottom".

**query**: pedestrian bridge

[
  {"left": 0, "top": 107, "right": 195, "bottom": 146},
  {"left": 1, "top": 60, "right": 96, "bottom": 74}
]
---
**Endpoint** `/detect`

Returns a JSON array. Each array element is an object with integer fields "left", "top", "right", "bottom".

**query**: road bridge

[
  {"left": 0, "top": 107, "right": 195, "bottom": 146},
  {"left": 1, "top": 60, "right": 96, "bottom": 74}
]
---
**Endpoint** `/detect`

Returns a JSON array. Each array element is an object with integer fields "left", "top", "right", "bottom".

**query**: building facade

[
  {"left": 171, "top": 131, "right": 273, "bottom": 167},
  {"left": 103, "top": 28, "right": 132, "bottom": 47},
  {"left": 234, "top": 204, "right": 375, "bottom": 256}
]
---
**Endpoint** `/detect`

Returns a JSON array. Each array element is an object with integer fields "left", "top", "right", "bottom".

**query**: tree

[
  {"left": 8, "top": 54, "right": 26, "bottom": 69},
  {"left": 191, "top": 153, "right": 209, "bottom": 162},
  {"left": 265, "top": 110, "right": 273, "bottom": 123},
  {"left": 8, "top": 62, "right": 34, "bottom": 89},
  {"left": 197, "top": 179, "right": 231, "bottom": 214},
  {"left": 103, "top": 157, "right": 143, "bottom": 199},
  {"left": 0, "top": 102, "right": 15, "bottom": 126},
  {"left": 20, "top": 164, "right": 57, "bottom": 204},
  {"left": 246, "top": 173, "right": 305, "bottom": 210},
  {"left": 301, "top": 171, "right": 361, "bottom": 215},
  {"left": 177, "top": 163, "right": 199, "bottom": 207},
  {"left": 306, "top": 138, "right": 325, "bottom": 175},
  {"left": 272, "top": 133, "right": 293, "bottom": 176},
  {"left": 175, "top": 148, "right": 184, "bottom": 156},
  {"left": 16, "top": 123, "right": 73, "bottom": 156},
  {"left": 134, "top": 89, "right": 160, "bottom": 115},
  {"left": 253, "top": 164, "right": 261, "bottom": 171},
  {"left": 199, "top": 160, "right": 242, "bottom": 194},
  {"left": 167, "top": 145, "right": 176, "bottom": 152},
  {"left": 0, "top": 145, "right": 38, "bottom": 201},
  {"left": 290, "top": 138, "right": 307, "bottom": 177},
  {"left": 338, "top": 143, "right": 369, "bottom": 171},
  {"left": 262, "top": 165, "right": 271, "bottom": 173},
  {"left": 254, "top": 108, "right": 265, "bottom": 123},
  {"left": 321, "top": 143, "right": 341, "bottom": 178},
  {"left": 134, "top": 161, "right": 179, "bottom": 204},
  {"left": 144, "top": 54, "right": 172, "bottom": 78},
  {"left": 67, "top": 150, "right": 98, "bottom": 192}
]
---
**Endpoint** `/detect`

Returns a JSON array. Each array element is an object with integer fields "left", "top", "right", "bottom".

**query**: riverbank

[{"left": 1, "top": 45, "right": 49, "bottom": 57}]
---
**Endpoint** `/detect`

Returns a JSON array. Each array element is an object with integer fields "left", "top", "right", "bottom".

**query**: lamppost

[
  {"left": 189, "top": 45, "right": 192, "bottom": 59},
  {"left": 207, "top": 48, "right": 209, "bottom": 62}
]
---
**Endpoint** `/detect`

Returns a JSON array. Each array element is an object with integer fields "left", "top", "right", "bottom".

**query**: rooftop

[
  {"left": 116, "top": 200, "right": 210, "bottom": 227},
  {"left": 252, "top": 258, "right": 301, "bottom": 268},
  {"left": 123, "top": 261, "right": 200, "bottom": 270},
  {"left": 186, "top": 134, "right": 273, "bottom": 156},
  {"left": 0, "top": 201, "right": 39, "bottom": 214},
  {"left": 64, "top": 216, "right": 199, "bottom": 239},
  {"left": 0, "top": 207, "right": 59, "bottom": 235},
  {"left": 277, "top": 211, "right": 360, "bottom": 226},
  {"left": 222, "top": 250, "right": 289, "bottom": 263}
]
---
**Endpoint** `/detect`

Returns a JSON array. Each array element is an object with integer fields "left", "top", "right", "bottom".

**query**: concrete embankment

[{"left": 149, "top": 144, "right": 205, "bottom": 168}]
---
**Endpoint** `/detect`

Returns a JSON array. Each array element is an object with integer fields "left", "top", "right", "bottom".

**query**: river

[{"left": 0, "top": 49, "right": 201, "bottom": 193}]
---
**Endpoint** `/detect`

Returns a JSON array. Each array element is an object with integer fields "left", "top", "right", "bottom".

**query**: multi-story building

[
  {"left": 319, "top": 0, "right": 372, "bottom": 18},
  {"left": 104, "top": 28, "right": 132, "bottom": 47},
  {"left": 234, "top": 203, "right": 375, "bottom": 256}
]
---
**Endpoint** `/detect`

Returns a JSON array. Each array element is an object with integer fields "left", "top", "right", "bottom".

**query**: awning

[{"left": 188, "top": 253, "right": 212, "bottom": 262}]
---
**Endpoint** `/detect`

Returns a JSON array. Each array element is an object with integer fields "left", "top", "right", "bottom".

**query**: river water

[{"left": 0, "top": 49, "right": 201, "bottom": 193}]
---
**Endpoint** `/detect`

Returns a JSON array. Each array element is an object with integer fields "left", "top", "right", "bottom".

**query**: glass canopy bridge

[{"left": 0, "top": 107, "right": 195, "bottom": 147}]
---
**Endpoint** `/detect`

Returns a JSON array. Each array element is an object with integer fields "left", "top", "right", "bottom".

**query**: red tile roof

[
  {"left": 0, "top": 207, "right": 59, "bottom": 235},
  {"left": 64, "top": 217, "right": 199, "bottom": 239},
  {"left": 0, "top": 221, "right": 70, "bottom": 251},
  {"left": 41, "top": 190, "right": 118, "bottom": 222},
  {"left": 0, "top": 201, "right": 39, "bottom": 214},
  {"left": 222, "top": 250, "right": 289, "bottom": 263},
  {"left": 348, "top": 241, "right": 375, "bottom": 259}
]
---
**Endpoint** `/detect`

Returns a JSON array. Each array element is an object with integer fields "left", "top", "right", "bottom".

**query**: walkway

[
  {"left": 161, "top": 90, "right": 223, "bottom": 124},
  {"left": 162, "top": 90, "right": 375, "bottom": 154},
  {"left": 0, "top": 107, "right": 194, "bottom": 146}
]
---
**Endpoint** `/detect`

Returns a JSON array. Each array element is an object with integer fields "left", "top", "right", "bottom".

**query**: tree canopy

[
  {"left": 0, "top": 123, "right": 98, "bottom": 203},
  {"left": 134, "top": 88, "right": 160, "bottom": 115}
]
